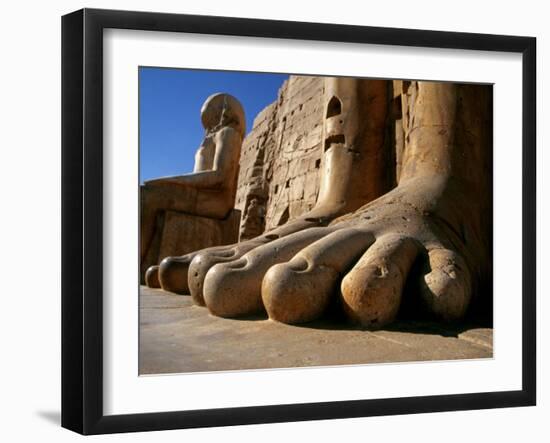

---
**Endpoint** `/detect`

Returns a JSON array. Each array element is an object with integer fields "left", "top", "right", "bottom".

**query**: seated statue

[{"left": 141, "top": 93, "right": 245, "bottom": 286}]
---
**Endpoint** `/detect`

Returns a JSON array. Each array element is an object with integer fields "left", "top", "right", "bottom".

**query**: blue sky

[{"left": 139, "top": 67, "right": 288, "bottom": 183}]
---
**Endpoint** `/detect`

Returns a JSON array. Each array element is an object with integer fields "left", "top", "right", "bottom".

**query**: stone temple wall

[{"left": 235, "top": 75, "right": 326, "bottom": 239}]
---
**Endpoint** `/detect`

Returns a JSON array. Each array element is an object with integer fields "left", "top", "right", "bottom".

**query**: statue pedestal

[{"left": 141, "top": 209, "right": 241, "bottom": 282}]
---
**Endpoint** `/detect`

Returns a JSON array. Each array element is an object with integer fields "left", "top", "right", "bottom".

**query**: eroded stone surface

[
  {"left": 235, "top": 76, "right": 395, "bottom": 237},
  {"left": 235, "top": 77, "right": 326, "bottom": 236}
]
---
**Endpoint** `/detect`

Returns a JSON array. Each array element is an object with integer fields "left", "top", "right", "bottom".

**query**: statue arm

[{"left": 144, "top": 127, "right": 241, "bottom": 189}]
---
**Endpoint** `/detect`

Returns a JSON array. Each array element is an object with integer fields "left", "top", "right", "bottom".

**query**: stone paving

[{"left": 139, "top": 286, "right": 493, "bottom": 374}]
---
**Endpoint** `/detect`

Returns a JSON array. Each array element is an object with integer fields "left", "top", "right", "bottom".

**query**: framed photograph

[{"left": 61, "top": 8, "right": 536, "bottom": 435}]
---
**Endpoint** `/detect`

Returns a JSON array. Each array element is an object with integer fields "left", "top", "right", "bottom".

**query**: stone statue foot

[
  {"left": 165, "top": 213, "right": 332, "bottom": 300},
  {"left": 145, "top": 265, "right": 161, "bottom": 288},
  {"left": 151, "top": 241, "right": 260, "bottom": 298},
  {"left": 153, "top": 230, "right": 304, "bottom": 297},
  {"left": 202, "top": 227, "right": 334, "bottom": 316},
  {"left": 187, "top": 240, "right": 265, "bottom": 305},
  {"left": 201, "top": 177, "right": 475, "bottom": 328},
  {"left": 148, "top": 244, "right": 236, "bottom": 294}
]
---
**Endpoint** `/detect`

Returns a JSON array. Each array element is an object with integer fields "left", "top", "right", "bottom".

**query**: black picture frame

[{"left": 61, "top": 8, "right": 536, "bottom": 435}]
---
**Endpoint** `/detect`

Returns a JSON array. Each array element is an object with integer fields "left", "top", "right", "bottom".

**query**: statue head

[{"left": 201, "top": 93, "right": 246, "bottom": 139}]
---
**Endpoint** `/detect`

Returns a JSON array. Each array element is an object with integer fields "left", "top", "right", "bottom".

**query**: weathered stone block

[
  {"left": 141, "top": 209, "right": 240, "bottom": 281},
  {"left": 235, "top": 75, "right": 326, "bottom": 236},
  {"left": 159, "top": 209, "right": 241, "bottom": 260}
]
